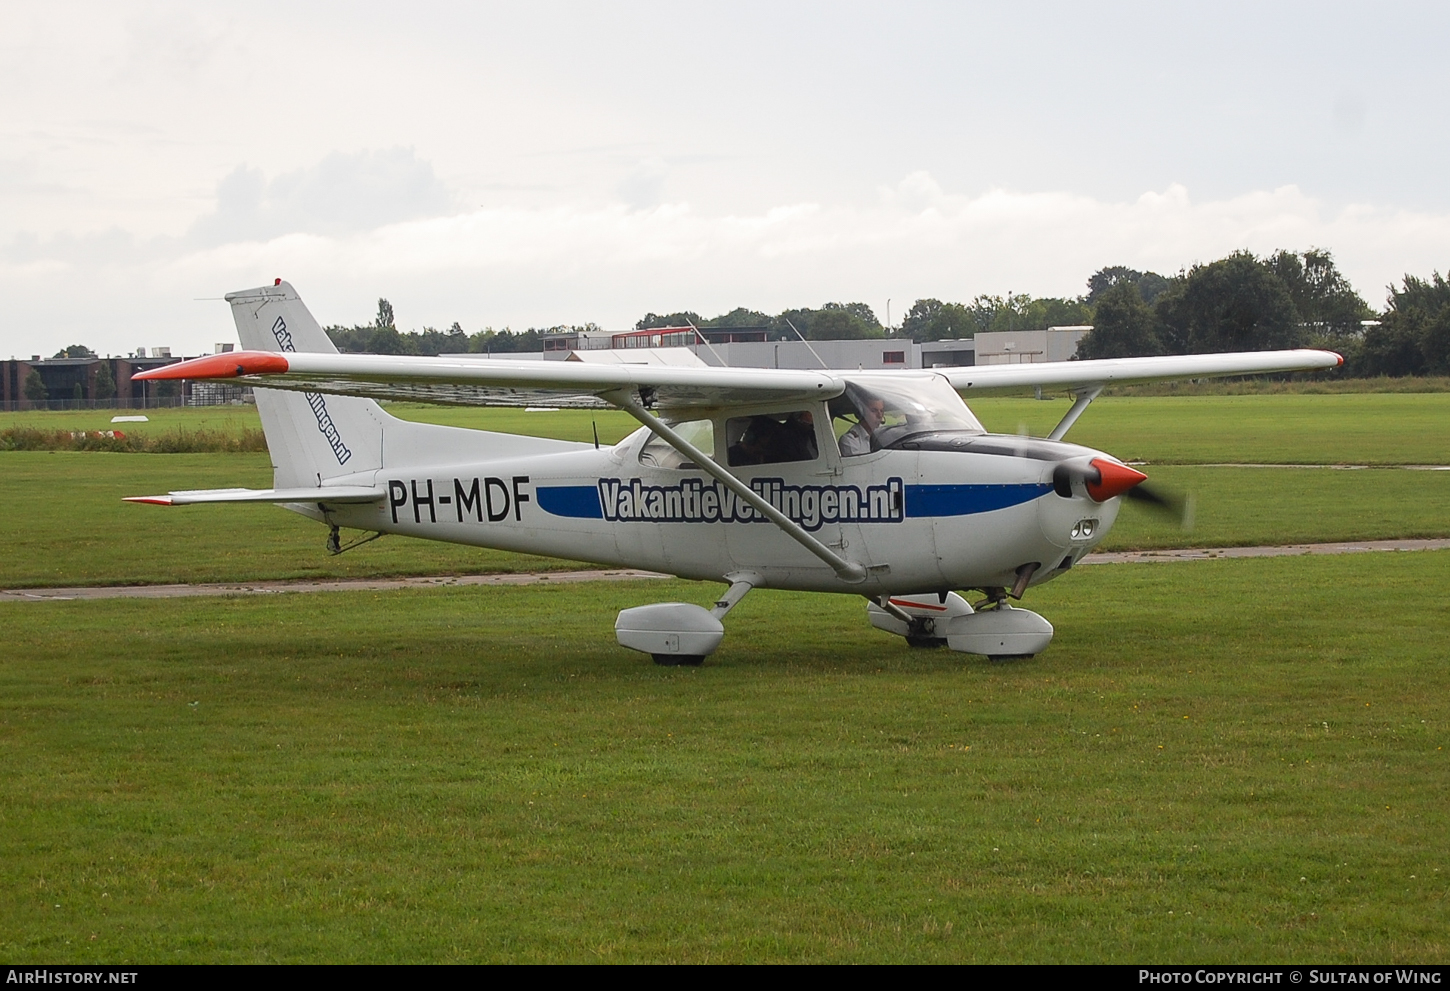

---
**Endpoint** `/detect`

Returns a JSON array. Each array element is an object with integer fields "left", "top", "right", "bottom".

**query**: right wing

[{"left": 941, "top": 349, "right": 1343, "bottom": 393}]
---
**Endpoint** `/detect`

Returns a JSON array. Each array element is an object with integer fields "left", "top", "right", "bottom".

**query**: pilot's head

[{"left": 861, "top": 397, "right": 886, "bottom": 428}]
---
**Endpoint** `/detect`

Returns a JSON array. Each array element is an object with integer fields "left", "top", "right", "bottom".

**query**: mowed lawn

[
  {"left": 8, "top": 390, "right": 1450, "bottom": 464},
  {"left": 1, "top": 551, "right": 1446, "bottom": 962},
  {"left": 1, "top": 392, "right": 1447, "bottom": 588}
]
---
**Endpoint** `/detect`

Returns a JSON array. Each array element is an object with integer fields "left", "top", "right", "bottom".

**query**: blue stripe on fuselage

[
  {"left": 903, "top": 483, "right": 1052, "bottom": 517},
  {"left": 535, "top": 485, "right": 604, "bottom": 519}
]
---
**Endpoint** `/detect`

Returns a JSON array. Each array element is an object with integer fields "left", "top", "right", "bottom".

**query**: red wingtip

[
  {"left": 132, "top": 351, "right": 289, "bottom": 381},
  {"left": 124, "top": 496, "right": 174, "bottom": 505},
  {"left": 1086, "top": 458, "right": 1147, "bottom": 502},
  {"left": 1336, "top": 352, "right": 1345, "bottom": 366}
]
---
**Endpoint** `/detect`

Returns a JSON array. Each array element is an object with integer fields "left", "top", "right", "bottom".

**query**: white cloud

[
  {"left": 5, "top": 172, "right": 1450, "bottom": 357},
  {"left": 187, "top": 148, "right": 458, "bottom": 245}
]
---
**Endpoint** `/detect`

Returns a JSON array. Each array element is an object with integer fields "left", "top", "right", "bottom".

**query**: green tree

[
  {"left": 805, "top": 307, "right": 881, "bottom": 340},
  {"left": 1156, "top": 251, "right": 1302, "bottom": 353},
  {"left": 821, "top": 302, "right": 882, "bottom": 333},
  {"left": 770, "top": 307, "right": 815, "bottom": 340},
  {"left": 703, "top": 307, "right": 772, "bottom": 329},
  {"left": 52, "top": 344, "right": 97, "bottom": 358},
  {"left": 467, "top": 328, "right": 546, "bottom": 353},
  {"left": 635, "top": 311, "right": 702, "bottom": 330},
  {"left": 900, "top": 298, "right": 944, "bottom": 341},
  {"left": 23, "top": 370, "right": 47, "bottom": 402},
  {"left": 975, "top": 293, "right": 1091, "bottom": 333},
  {"left": 1087, "top": 266, "right": 1171, "bottom": 306},
  {"left": 1077, "top": 281, "right": 1163, "bottom": 358},
  {"left": 1357, "top": 271, "right": 1450, "bottom": 376},
  {"left": 1265, "top": 249, "right": 1370, "bottom": 339},
  {"left": 900, "top": 298, "right": 977, "bottom": 342},
  {"left": 376, "top": 298, "right": 396, "bottom": 330},
  {"left": 93, "top": 362, "right": 117, "bottom": 401}
]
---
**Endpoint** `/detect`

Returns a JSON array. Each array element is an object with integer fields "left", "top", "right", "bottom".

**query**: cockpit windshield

[{"left": 830, "top": 373, "right": 985, "bottom": 455}]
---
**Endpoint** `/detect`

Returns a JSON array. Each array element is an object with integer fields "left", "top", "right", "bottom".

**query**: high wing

[
  {"left": 940, "top": 350, "right": 1343, "bottom": 394},
  {"left": 133, "top": 350, "right": 843, "bottom": 409},
  {"left": 136, "top": 348, "right": 1342, "bottom": 410}
]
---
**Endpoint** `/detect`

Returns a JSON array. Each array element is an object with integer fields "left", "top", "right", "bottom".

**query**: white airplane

[{"left": 129, "top": 282, "right": 1341, "bottom": 665}]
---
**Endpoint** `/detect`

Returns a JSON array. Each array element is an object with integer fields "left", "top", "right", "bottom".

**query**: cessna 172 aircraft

[{"left": 130, "top": 281, "right": 1342, "bottom": 665}]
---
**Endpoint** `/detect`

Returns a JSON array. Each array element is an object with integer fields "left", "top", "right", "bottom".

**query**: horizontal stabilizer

[{"left": 124, "top": 486, "right": 386, "bottom": 506}]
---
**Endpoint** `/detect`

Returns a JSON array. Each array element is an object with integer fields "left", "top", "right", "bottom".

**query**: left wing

[{"left": 133, "top": 351, "right": 843, "bottom": 409}]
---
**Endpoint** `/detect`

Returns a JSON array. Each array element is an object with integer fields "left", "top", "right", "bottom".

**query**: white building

[{"left": 973, "top": 326, "right": 1090, "bottom": 365}]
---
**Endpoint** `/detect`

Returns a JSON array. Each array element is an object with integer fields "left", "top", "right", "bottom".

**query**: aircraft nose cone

[{"left": 1085, "top": 458, "right": 1147, "bottom": 502}]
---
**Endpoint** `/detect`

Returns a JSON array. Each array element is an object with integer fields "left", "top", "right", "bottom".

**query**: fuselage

[{"left": 308, "top": 422, "right": 1123, "bottom": 597}]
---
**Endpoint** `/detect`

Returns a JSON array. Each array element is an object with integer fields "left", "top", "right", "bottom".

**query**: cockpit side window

[{"left": 833, "top": 375, "right": 985, "bottom": 454}]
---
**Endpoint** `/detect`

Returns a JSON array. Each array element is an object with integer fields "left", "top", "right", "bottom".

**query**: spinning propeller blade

[
  {"left": 1053, "top": 457, "right": 1194, "bottom": 529},
  {"left": 1124, "top": 482, "right": 1196, "bottom": 530}
]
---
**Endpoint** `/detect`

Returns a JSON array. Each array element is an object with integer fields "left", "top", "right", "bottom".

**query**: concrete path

[{"left": 3, "top": 540, "right": 1447, "bottom": 602}]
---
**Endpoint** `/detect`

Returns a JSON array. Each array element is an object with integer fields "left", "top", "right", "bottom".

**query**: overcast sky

[{"left": 4, "top": 1, "right": 1449, "bottom": 357}]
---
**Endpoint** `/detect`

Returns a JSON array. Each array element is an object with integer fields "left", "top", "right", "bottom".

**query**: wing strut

[
  {"left": 1046, "top": 385, "right": 1103, "bottom": 441},
  {"left": 606, "top": 392, "right": 868, "bottom": 583}
]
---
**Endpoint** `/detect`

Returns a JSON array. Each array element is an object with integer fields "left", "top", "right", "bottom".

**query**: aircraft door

[
  {"left": 719, "top": 405, "right": 851, "bottom": 582},
  {"left": 829, "top": 390, "right": 944, "bottom": 589}
]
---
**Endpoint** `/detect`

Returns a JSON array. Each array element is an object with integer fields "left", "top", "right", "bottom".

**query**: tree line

[{"left": 25, "top": 249, "right": 1429, "bottom": 378}]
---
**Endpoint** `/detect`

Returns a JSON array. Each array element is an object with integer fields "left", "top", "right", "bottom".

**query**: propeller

[{"left": 1054, "top": 458, "right": 1194, "bottom": 529}]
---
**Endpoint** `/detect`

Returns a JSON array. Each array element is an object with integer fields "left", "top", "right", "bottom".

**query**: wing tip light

[{"left": 133, "top": 351, "right": 289, "bottom": 382}]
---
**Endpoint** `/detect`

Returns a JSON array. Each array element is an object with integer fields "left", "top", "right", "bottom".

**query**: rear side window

[{"left": 725, "top": 411, "right": 820, "bottom": 466}]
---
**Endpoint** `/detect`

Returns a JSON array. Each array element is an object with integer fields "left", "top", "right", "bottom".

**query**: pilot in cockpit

[{"left": 837, "top": 393, "right": 886, "bottom": 457}]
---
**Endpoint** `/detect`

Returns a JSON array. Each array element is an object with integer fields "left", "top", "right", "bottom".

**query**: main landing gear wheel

[
  {"left": 652, "top": 654, "right": 706, "bottom": 667},
  {"left": 905, "top": 635, "right": 947, "bottom": 649}
]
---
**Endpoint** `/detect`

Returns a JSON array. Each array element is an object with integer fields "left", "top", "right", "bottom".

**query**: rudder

[{"left": 227, "top": 282, "right": 388, "bottom": 487}]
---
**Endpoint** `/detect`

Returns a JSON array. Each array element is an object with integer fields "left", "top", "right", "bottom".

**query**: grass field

[
  {"left": 6, "top": 391, "right": 1450, "bottom": 464},
  {"left": 1, "top": 551, "right": 1445, "bottom": 962},
  {"left": 1, "top": 391, "right": 1445, "bottom": 962},
  {"left": 1, "top": 392, "right": 1446, "bottom": 588}
]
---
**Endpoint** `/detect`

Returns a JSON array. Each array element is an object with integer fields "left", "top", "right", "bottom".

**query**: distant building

[
  {"left": 1, "top": 353, "right": 252, "bottom": 411},
  {"left": 973, "top": 326, "right": 1090, "bottom": 365},
  {"left": 920, "top": 339, "right": 977, "bottom": 368}
]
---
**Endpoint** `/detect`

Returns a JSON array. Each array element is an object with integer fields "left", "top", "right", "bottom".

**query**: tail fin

[{"left": 227, "top": 282, "right": 389, "bottom": 488}]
